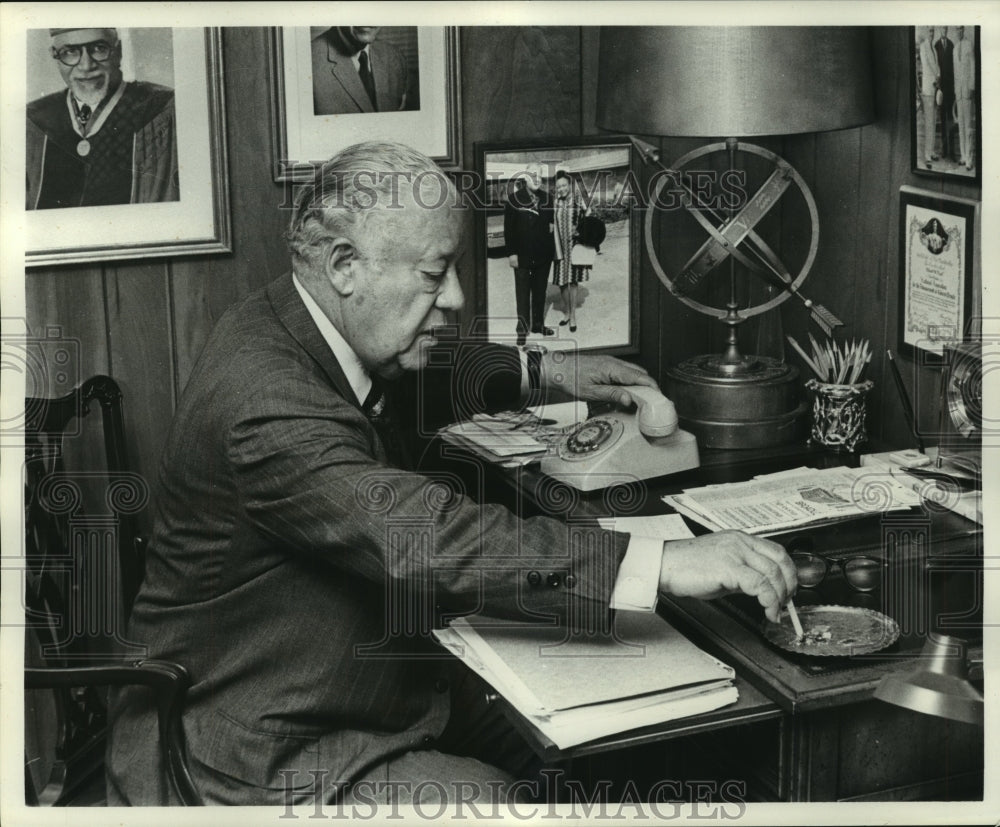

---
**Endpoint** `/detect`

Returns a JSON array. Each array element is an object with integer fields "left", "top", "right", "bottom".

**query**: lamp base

[{"left": 665, "top": 354, "right": 807, "bottom": 450}]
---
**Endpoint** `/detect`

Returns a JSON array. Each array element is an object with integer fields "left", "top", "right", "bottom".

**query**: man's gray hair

[{"left": 286, "top": 141, "right": 458, "bottom": 269}]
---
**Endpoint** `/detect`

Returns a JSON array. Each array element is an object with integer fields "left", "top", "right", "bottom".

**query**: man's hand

[
  {"left": 658, "top": 531, "right": 797, "bottom": 623},
  {"left": 508, "top": 254, "right": 519, "bottom": 269},
  {"left": 539, "top": 352, "right": 657, "bottom": 405}
]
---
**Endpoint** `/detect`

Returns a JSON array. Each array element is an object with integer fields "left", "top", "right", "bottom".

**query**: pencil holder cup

[{"left": 806, "top": 379, "right": 874, "bottom": 453}]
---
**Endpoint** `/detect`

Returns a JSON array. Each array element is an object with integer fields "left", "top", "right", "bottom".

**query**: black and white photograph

[
  {"left": 310, "top": 26, "right": 420, "bottom": 116},
  {"left": 27, "top": 27, "right": 179, "bottom": 210},
  {"left": 24, "top": 26, "right": 230, "bottom": 266},
  {"left": 1, "top": 5, "right": 996, "bottom": 827},
  {"left": 271, "top": 25, "right": 460, "bottom": 180},
  {"left": 478, "top": 138, "right": 638, "bottom": 355},
  {"left": 910, "top": 25, "right": 981, "bottom": 183}
]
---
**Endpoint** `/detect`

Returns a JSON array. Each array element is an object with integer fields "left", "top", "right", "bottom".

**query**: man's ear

[{"left": 325, "top": 238, "right": 357, "bottom": 296}]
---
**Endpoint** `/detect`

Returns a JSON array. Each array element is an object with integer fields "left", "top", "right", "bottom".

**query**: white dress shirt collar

[
  {"left": 350, "top": 43, "right": 371, "bottom": 73},
  {"left": 292, "top": 272, "right": 372, "bottom": 405}
]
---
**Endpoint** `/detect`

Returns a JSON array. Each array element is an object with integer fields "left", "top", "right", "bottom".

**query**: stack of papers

[
  {"left": 663, "top": 466, "right": 922, "bottom": 535},
  {"left": 433, "top": 612, "right": 737, "bottom": 749}
]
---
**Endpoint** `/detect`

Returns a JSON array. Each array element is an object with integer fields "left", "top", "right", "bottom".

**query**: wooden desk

[{"left": 423, "top": 438, "right": 985, "bottom": 801}]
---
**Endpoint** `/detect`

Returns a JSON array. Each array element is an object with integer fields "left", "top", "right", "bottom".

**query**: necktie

[
  {"left": 363, "top": 379, "right": 408, "bottom": 468},
  {"left": 357, "top": 50, "right": 378, "bottom": 111}
]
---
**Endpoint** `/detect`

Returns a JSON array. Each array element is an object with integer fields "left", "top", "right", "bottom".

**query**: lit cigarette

[{"left": 787, "top": 599, "right": 805, "bottom": 640}]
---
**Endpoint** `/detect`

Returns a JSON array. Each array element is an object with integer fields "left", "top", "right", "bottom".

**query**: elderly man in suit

[
  {"left": 311, "top": 27, "right": 412, "bottom": 115},
  {"left": 106, "top": 140, "right": 796, "bottom": 808}
]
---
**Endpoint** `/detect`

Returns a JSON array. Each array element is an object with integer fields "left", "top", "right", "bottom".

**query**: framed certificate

[{"left": 898, "top": 186, "right": 980, "bottom": 362}]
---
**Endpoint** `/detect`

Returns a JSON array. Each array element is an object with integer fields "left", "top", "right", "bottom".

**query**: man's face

[
  {"left": 340, "top": 194, "right": 465, "bottom": 379},
  {"left": 52, "top": 29, "right": 122, "bottom": 106},
  {"left": 350, "top": 27, "right": 381, "bottom": 45},
  {"left": 957, "top": 26, "right": 966, "bottom": 41},
  {"left": 555, "top": 177, "right": 571, "bottom": 199}
]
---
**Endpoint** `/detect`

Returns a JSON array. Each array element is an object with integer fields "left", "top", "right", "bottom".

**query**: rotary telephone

[{"left": 540, "top": 386, "right": 699, "bottom": 491}]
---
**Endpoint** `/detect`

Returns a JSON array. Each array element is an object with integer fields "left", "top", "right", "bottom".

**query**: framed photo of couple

[
  {"left": 474, "top": 136, "right": 640, "bottom": 357},
  {"left": 24, "top": 27, "right": 230, "bottom": 267},
  {"left": 269, "top": 27, "right": 462, "bottom": 182}
]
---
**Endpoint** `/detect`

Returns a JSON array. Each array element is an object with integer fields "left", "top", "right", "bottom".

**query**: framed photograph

[
  {"left": 898, "top": 186, "right": 980, "bottom": 362},
  {"left": 909, "top": 25, "right": 980, "bottom": 183},
  {"left": 269, "top": 27, "right": 461, "bottom": 182},
  {"left": 25, "top": 27, "right": 230, "bottom": 267},
  {"left": 475, "top": 137, "right": 640, "bottom": 356}
]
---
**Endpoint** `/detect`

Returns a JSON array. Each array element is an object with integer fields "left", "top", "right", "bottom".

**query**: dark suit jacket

[
  {"left": 935, "top": 36, "right": 955, "bottom": 104},
  {"left": 311, "top": 28, "right": 410, "bottom": 114},
  {"left": 106, "top": 273, "right": 629, "bottom": 804},
  {"left": 503, "top": 186, "right": 555, "bottom": 268}
]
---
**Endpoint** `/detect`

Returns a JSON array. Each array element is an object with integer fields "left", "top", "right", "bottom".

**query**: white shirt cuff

[{"left": 609, "top": 535, "right": 662, "bottom": 611}]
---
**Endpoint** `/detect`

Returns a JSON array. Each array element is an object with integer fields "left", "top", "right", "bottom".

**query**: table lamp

[
  {"left": 874, "top": 635, "right": 984, "bottom": 726},
  {"left": 597, "top": 27, "right": 875, "bottom": 448}
]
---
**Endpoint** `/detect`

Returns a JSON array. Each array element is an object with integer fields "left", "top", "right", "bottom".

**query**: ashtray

[{"left": 762, "top": 604, "right": 900, "bottom": 657}]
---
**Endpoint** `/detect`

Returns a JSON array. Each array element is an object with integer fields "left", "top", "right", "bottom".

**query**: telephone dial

[{"left": 540, "top": 386, "right": 699, "bottom": 491}]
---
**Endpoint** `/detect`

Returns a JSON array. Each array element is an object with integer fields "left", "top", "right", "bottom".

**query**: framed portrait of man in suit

[{"left": 269, "top": 26, "right": 461, "bottom": 181}]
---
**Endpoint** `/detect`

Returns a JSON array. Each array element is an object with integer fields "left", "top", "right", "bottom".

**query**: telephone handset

[{"left": 540, "top": 385, "right": 699, "bottom": 491}]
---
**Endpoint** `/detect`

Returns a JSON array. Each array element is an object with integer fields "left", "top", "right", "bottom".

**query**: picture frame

[
  {"left": 474, "top": 137, "right": 640, "bottom": 357},
  {"left": 25, "top": 28, "right": 230, "bottom": 267},
  {"left": 898, "top": 186, "right": 980, "bottom": 363},
  {"left": 268, "top": 27, "right": 462, "bottom": 182},
  {"left": 909, "top": 25, "right": 981, "bottom": 184}
]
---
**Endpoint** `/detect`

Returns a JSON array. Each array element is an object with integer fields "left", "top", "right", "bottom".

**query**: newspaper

[{"left": 663, "top": 466, "right": 922, "bottom": 535}]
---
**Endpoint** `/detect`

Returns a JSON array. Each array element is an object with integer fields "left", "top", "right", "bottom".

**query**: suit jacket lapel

[
  {"left": 322, "top": 37, "right": 374, "bottom": 113},
  {"left": 267, "top": 273, "right": 362, "bottom": 408}
]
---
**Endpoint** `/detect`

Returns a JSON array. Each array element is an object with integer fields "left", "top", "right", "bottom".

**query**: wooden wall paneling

[
  {"left": 220, "top": 27, "right": 292, "bottom": 293},
  {"left": 24, "top": 268, "right": 112, "bottom": 519},
  {"left": 169, "top": 27, "right": 292, "bottom": 395},
  {"left": 168, "top": 256, "right": 220, "bottom": 398},
  {"left": 653, "top": 136, "right": 717, "bottom": 376},
  {"left": 460, "top": 26, "right": 583, "bottom": 164},
  {"left": 885, "top": 27, "right": 946, "bottom": 448},
  {"left": 579, "top": 27, "right": 600, "bottom": 136},
  {"left": 778, "top": 132, "right": 818, "bottom": 385},
  {"left": 734, "top": 137, "right": 788, "bottom": 364},
  {"left": 859, "top": 27, "right": 910, "bottom": 447},
  {"left": 24, "top": 268, "right": 111, "bottom": 396},
  {"left": 812, "top": 129, "right": 864, "bottom": 349},
  {"left": 104, "top": 262, "right": 175, "bottom": 536}
]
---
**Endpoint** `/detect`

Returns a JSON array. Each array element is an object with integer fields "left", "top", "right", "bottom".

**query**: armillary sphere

[
  {"left": 644, "top": 139, "right": 837, "bottom": 339},
  {"left": 639, "top": 138, "right": 841, "bottom": 449}
]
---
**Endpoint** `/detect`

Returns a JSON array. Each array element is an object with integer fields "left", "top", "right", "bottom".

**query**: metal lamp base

[{"left": 665, "top": 354, "right": 807, "bottom": 449}]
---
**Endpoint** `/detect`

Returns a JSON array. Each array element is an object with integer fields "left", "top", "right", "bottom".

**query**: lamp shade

[
  {"left": 873, "top": 635, "right": 984, "bottom": 726},
  {"left": 597, "top": 27, "right": 874, "bottom": 137}
]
